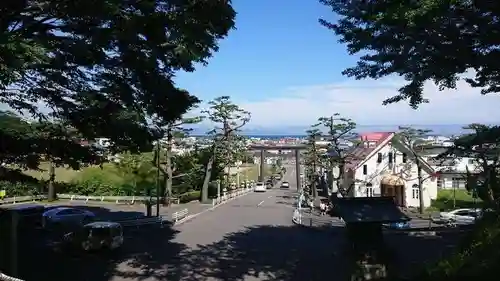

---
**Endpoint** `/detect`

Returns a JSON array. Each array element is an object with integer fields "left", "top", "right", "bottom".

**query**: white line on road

[
  {"left": 267, "top": 195, "right": 272, "bottom": 198},
  {"left": 258, "top": 200, "right": 265, "bottom": 206}
]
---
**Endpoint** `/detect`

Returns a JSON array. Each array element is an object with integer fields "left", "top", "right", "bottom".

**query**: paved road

[
  {"left": 108, "top": 165, "right": 347, "bottom": 281},
  {"left": 23, "top": 165, "right": 463, "bottom": 281}
]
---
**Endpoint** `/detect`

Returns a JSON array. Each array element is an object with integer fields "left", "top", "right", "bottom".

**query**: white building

[
  {"left": 342, "top": 132, "right": 438, "bottom": 208},
  {"left": 419, "top": 146, "right": 479, "bottom": 190}
]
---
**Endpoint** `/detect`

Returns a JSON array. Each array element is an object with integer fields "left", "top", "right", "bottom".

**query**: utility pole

[
  {"left": 329, "top": 115, "right": 336, "bottom": 194},
  {"left": 155, "top": 141, "right": 161, "bottom": 216},
  {"left": 312, "top": 139, "right": 318, "bottom": 198}
]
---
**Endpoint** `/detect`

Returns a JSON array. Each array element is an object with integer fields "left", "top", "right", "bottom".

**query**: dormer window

[{"left": 388, "top": 152, "right": 393, "bottom": 163}]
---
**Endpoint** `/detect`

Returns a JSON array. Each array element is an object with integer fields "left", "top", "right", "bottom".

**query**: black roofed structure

[
  {"left": 335, "top": 196, "right": 410, "bottom": 224},
  {"left": 334, "top": 197, "right": 409, "bottom": 280}
]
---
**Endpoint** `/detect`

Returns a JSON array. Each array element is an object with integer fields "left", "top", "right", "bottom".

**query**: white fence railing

[
  {"left": 0, "top": 187, "right": 255, "bottom": 206},
  {"left": 211, "top": 186, "right": 254, "bottom": 206},
  {"left": 0, "top": 195, "right": 47, "bottom": 205}
]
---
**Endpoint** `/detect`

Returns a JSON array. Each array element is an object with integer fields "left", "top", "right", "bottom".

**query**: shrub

[
  {"left": 0, "top": 180, "right": 41, "bottom": 197},
  {"left": 69, "top": 165, "right": 125, "bottom": 195},
  {"left": 178, "top": 191, "right": 200, "bottom": 203},
  {"left": 418, "top": 215, "right": 500, "bottom": 281}
]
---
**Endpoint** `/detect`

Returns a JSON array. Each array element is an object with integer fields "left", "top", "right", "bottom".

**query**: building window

[
  {"left": 366, "top": 183, "right": 374, "bottom": 197},
  {"left": 437, "top": 177, "right": 443, "bottom": 189},
  {"left": 363, "top": 165, "right": 367, "bottom": 175},
  {"left": 377, "top": 153, "right": 382, "bottom": 163},
  {"left": 402, "top": 153, "right": 407, "bottom": 163},
  {"left": 388, "top": 152, "right": 393, "bottom": 163},
  {"left": 412, "top": 184, "right": 419, "bottom": 199},
  {"left": 468, "top": 158, "right": 474, "bottom": 164}
]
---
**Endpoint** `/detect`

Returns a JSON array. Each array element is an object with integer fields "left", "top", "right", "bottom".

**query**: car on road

[
  {"left": 435, "top": 208, "right": 481, "bottom": 225},
  {"left": 280, "top": 181, "right": 290, "bottom": 188},
  {"left": 43, "top": 207, "right": 96, "bottom": 228},
  {"left": 254, "top": 182, "right": 267, "bottom": 192}
]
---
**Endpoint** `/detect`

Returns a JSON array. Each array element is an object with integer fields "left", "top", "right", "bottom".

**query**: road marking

[
  {"left": 258, "top": 200, "right": 265, "bottom": 206},
  {"left": 267, "top": 195, "right": 272, "bottom": 198}
]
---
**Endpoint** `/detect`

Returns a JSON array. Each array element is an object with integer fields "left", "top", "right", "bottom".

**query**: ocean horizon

[{"left": 190, "top": 124, "right": 486, "bottom": 137}]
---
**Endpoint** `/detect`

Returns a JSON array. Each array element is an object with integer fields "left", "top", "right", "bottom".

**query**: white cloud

[{"left": 233, "top": 77, "right": 500, "bottom": 127}]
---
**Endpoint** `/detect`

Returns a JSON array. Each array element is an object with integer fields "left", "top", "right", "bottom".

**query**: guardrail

[
  {"left": 0, "top": 194, "right": 183, "bottom": 205},
  {"left": 57, "top": 194, "right": 151, "bottom": 204},
  {"left": 172, "top": 208, "right": 189, "bottom": 222},
  {"left": 118, "top": 216, "right": 166, "bottom": 228},
  {"left": 211, "top": 186, "right": 253, "bottom": 206},
  {"left": 0, "top": 195, "right": 47, "bottom": 205}
]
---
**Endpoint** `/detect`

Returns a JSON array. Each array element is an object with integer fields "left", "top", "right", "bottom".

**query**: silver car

[{"left": 42, "top": 207, "right": 95, "bottom": 228}]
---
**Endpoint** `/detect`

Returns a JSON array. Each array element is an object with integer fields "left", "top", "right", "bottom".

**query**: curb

[{"left": 173, "top": 190, "right": 252, "bottom": 226}]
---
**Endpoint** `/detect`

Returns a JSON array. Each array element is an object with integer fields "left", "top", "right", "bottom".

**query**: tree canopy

[
  {"left": 319, "top": 0, "right": 500, "bottom": 108},
  {"left": 1, "top": 0, "right": 236, "bottom": 151}
]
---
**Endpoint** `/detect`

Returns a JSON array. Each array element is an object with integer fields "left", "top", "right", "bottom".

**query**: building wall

[{"left": 352, "top": 142, "right": 438, "bottom": 208}]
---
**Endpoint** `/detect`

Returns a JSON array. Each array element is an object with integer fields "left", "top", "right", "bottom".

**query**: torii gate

[{"left": 248, "top": 144, "right": 308, "bottom": 190}]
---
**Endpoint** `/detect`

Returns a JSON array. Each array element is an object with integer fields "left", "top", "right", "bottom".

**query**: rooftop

[{"left": 335, "top": 197, "right": 410, "bottom": 224}]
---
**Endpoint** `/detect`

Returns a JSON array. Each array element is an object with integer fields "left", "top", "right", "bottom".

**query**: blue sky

[
  {"left": 175, "top": 0, "right": 351, "bottom": 102},
  {"left": 176, "top": 0, "right": 500, "bottom": 130},
  {"left": 2, "top": 0, "right": 499, "bottom": 133}
]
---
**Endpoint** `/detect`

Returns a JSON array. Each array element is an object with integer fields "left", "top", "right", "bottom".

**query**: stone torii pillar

[
  {"left": 259, "top": 149, "right": 265, "bottom": 182},
  {"left": 295, "top": 149, "right": 300, "bottom": 191}
]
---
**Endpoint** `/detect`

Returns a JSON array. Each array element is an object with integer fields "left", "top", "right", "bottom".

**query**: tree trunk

[
  {"left": 201, "top": 155, "right": 214, "bottom": 203},
  {"left": 47, "top": 161, "right": 56, "bottom": 201},
  {"left": 337, "top": 163, "right": 346, "bottom": 196},
  {"left": 146, "top": 184, "right": 152, "bottom": 217},
  {"left": 417, "top": 165, "right": 424, "bottom": 214},
  {"left": 312, "top": 175, "right": 318, "bottom": 198},
  {"left": 165, "top": 130, "right": 173, "bottom": 202}
]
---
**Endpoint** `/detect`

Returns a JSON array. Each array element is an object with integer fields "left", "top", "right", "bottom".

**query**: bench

[{"left": 172, "top": 208, "right": 189, "bottom": 222}]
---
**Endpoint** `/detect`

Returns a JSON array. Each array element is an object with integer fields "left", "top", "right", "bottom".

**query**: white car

[
  {"left": 280, "top": 181, "right": 290, "bottom": 188},
  {"left": 254, "top": 182, "right": 266, "bottom": 192},
  {"left": 437, "top": 208, "right": 481, "bottom": 225}
]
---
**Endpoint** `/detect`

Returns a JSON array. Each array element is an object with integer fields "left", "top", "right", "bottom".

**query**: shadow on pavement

[
  {"left": 170, "top": 225, "right": 465, "bottom": 281},
  {"left": 172, "top": 225, "right": 346, "bottom": 281},
  {"left": 16, "top": 222, "right": 185, "bottom": 281},
  {"left": 10, "top": 219, "right": 466, "bottom": 281}
]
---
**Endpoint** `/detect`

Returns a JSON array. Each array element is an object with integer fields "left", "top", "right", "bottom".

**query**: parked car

[
  {"left": 383, "top": 221, "right": 411, "bottom": 229},
  {"left": 50, "top": 221, "right": 123, "bottom": 252},
  {"left": 254, "top": 182, "right": 267, "bottom": 192},
  {"left": 43, "top": 207, "right": 95, "bottom": 228},
  {"left": 435, "top": 208, "right": 481, "bottom": 225},
  {"left": 280, "top": 181, "right": 290, "bottom": 188}
]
